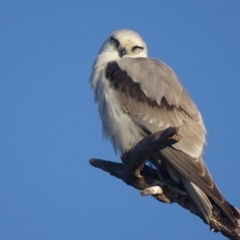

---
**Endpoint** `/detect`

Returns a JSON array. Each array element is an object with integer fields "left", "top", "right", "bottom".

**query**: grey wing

[
  {"left": 112, "top": 58, "right": 238, "bottom": 225},
  {"left": 117, "top": 57, "right": 206, "bottom": 158}
]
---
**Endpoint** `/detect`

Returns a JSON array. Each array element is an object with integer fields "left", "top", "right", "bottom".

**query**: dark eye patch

[{"left": 110, "top": 36, "right": 120, "bottom": 48}]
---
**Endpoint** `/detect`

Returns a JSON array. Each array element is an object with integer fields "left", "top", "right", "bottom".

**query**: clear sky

[{"left": 1, "top": 1, "right": 240, "bottom": 240}]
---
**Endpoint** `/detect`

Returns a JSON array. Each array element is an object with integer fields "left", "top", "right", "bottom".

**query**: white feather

[{"left": 90, "top": 47, "right": 143, "bottom": 152}]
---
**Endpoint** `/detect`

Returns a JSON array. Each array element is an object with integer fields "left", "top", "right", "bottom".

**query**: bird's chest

[{"left": 97, "top": 76, "right": 142, "bottom": 153}]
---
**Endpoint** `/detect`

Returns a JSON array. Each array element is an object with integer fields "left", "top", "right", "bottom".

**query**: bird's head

[{"left": 99, "top": 29, "right": 148, "bottom": 59}]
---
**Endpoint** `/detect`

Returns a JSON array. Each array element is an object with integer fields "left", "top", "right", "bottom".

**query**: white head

[{"left": 99, "top": 29, "right": 148, "bottom": 59}]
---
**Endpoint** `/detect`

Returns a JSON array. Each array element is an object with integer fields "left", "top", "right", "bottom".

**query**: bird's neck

[{"left": 96, "top": 51, "right": 120, "bottom": 66}]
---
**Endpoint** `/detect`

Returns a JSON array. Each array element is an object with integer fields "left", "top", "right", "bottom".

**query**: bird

[{"left": 90, "top": 29, "right": 239, "bottom": 227}]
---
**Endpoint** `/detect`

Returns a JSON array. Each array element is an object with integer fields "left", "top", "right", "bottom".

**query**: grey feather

[
  {"left": 105, "top": 58, "right": 238, "bottom": 226},
  {"left": 181, "top": 175, "right": 213, "bottom": 223},
  {"left": 117, "top": 57, "right": 206, "bottom": 158}
]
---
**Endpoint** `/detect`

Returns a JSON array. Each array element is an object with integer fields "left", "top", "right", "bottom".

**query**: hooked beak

[{"left": 119, "top": 47, "right": 127, "bottom": 58}]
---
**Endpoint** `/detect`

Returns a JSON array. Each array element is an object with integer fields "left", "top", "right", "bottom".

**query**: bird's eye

[
  {"left": 110, "top": 37, "right": 120, "bottom": 48},
  {"left": 132, "top": 46, "right": 144, "bottom": 54}
]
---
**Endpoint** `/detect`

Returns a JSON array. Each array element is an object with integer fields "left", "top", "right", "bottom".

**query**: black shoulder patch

[{"left": 105, "top": 61, "right": 167, "bottom": 109}]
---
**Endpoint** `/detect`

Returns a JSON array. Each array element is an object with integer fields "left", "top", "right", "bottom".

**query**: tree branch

[{"left": 89, "top": 127, "right": 240, "bottom": 240}]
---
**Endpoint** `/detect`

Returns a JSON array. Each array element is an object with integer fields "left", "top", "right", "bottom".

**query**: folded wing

[{"left": 105, "top": 58, "right": 239, "bottom": 226}]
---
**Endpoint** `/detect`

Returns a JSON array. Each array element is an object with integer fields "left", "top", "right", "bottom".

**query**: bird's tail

[
  {"left": 180, "top": 175, "right": 212, "bottom": 224},
  {"left": 159, "top": 147, "right": 240, "bottom": 227}
]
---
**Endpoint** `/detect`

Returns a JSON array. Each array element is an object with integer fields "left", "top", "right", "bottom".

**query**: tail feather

[
  {"left": 181, "top": 175, "right": 212, "bottom": 223},
  {"left": 159, "top": 147, "right": 240, "bottom": 227}
]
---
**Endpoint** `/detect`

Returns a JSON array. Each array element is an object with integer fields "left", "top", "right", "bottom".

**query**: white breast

[{"left": 90, "top": 54, "right": 142, "bottom": 153}]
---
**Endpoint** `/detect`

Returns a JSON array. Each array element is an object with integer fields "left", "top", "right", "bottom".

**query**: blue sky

[{"left": 1, "top": 1, "right": 240, "bottom": 239}]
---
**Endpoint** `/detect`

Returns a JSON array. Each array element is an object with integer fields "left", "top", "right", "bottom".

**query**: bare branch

[
  {"left": 89, "top": 127, "right": 240, "bottom": 240},
  {"left": 121, "top": 127, "right": 181, "bottom": 177}
]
